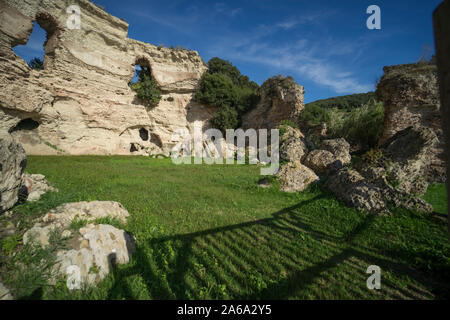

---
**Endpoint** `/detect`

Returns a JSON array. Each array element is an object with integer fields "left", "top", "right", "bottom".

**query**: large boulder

[
  {"left": 279, "top": 126, "right": 307, "bottom": 162},
  {"left": 242, "top": 76, "right": 305, "bottom": 130},
  {"left": 276, "top": 161, "right": 319, "bottom": 192},
  {"left": 304, "top": 149, "right": 342, "bottom": 175},
  {"left": 383, "top": 126, "right": 438, "bottom": 195},
  {"left": 55, "top": 224, "right": 135, "bottom": 290},
  {"left": 325, "top": 167, "right": 433, "bottom": 214},
  {"left": 325, "top": 168, "right": 387, "bottom": 213},
  {"left": 0, "top": 131, "right": 26, "bottom": 213},
  {"left": 23, "top": 201, "right": 130, "bottom": 247},
  {"left": 376, "top": 62, "right": 445, "bottom": 183},
  {"left": 321, "top": 138, "right": 351, "bottom": 166},
  {"left": 23, "top": 201, "right": 135, "bottom": 290}
]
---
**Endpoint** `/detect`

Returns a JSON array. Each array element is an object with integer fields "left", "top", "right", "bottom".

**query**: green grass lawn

[{"left": 1, "top": 156, "right": 449, "bottom": 300}]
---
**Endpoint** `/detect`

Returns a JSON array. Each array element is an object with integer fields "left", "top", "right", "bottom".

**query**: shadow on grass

[{"left": 105, "top": 195, "right": 447, "bottom": 300}]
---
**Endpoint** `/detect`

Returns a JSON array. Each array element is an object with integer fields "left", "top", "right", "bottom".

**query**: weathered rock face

[
  {"left": 0, "top": 0, "right": 211, "bottom": 157},
  {"left": 302, "top": 139, "right": 351, "bottom": 176},
  {"left": 0, "top": 130, "right": 26, "bottom": 213},
  {"left": 325, "top": 167, "right": 433, "bottom": 214},
  {"left": 279, "top": 126, "right": 307, "bottom": 162},
  {"left": 242, "top": 76, "right": 305, "bottom": 130},
  {"left": 321, "top": 138, "right": 351, "bottom": 166},
  {"left": 376, "top": 62, "right": 445, "bottom": 182},
  {"left": 23, "top": 201, "right": 134, "bottom": 290},
  {"left": 304, "top": 149, "right": 340, "bottom": 175},
  {"left": 383, "top": 126, "right": 438, "bottom": 195},
  {"left": 276, "top": 161, "right": 318, "bottom": 192}
]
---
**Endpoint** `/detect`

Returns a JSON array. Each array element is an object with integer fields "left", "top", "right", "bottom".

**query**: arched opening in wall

[
  {"left": 12, "top": 12, "right": 59, "bottom": 70},
  {"left": 130, "top": 58, "right": 153, "bottom": 85},
  {"left": 129, "top": 57, "right": 162, "bottom": 108},
  {"left": 10, "top": 118, "right": 40, "bottom": 133}
]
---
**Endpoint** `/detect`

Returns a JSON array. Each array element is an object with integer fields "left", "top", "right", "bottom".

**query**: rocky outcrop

[
  {"left": 21, "top": 173, "right": 58, "bottom": 202},
  {"left": 376, "top": 62, "right": 445, "bottom": 182},
  {"left": 276, "top": 161, "right": 318, "bottom": 192},
  {"left": 0, "top": 131, "right": 26, "bottom": 213},
  {"left": 0, "top": 0, "right": 211, "bottom": 157},
  {"left": 279, "top": 126, "right": 307, "bottom": 162},
  {"left": 325, "top": 167, "right": 433, "bottom": 214},
  {"left": 242, "top": 76, "right": 305, "bottom": 130},
  {"left": 325, "top": 127, "right": 437, "bottom": 213},
  {"left": 23, "top": 201, "right": 134, "bottom": 290},
  {"left": 304, "top": 150, "right": 340, "bottom": 175},
  {"left": 383, "top": 126, "right": 438, "bottom": 195},
  {"left": 321, "top": 138, "right": 351, "bottom": 166}
]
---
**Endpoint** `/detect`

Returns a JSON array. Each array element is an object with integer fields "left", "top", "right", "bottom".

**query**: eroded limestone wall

[
  {"left": 376, "top": 62, "right": 445, "bottom": 182},
  {"left": 0, "top": 0, "right": 212, "bottom": 156}
]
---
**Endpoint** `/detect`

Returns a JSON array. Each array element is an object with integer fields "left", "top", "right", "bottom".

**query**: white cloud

[{"left": 208, "top": 32, "right": 373, "bottom": 94}]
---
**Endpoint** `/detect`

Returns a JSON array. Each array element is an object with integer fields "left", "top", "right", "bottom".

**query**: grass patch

[
  {"left": 0, "top": 156, "right": 448, "bottom": 300},
  {"left": 424, "top": 183, "right": 448, "bottom": 215}
]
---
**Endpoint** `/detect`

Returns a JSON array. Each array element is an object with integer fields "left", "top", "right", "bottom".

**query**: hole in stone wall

[
  {"left": 10, "top": 118, "right": 40, "bottom": 133},
  {"left": 13, "top": 22, "right": 46, "bottom": 70},
  {"left": 130, "top": 143, "right": 138, "bottom": 153},
  {"left": 130, "top": 58, "right": 152, "bottom": 85},
  {"left": 139, "top": 128, "right": 149, "bottom": 141},
  {"left": 13, "top": 12, "right": 59, "bottom": 70}
]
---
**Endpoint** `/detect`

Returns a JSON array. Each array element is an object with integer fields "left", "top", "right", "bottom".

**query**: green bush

[
  {"left": 299, "top": 103, "right": 331, "bottom": 126},
  {"left": 130, "top": 67, "right": 162, "bottom": 108},
  {"left": 278, "top": 119, "right": 298, "bottom": 137},
  {"left": 195, "top": 73, "right": 240, "bottom": 109},
  {"left": 334, "top": 99, "right": 384, "bottom": 147},
  {"left": 301, "top": 97, "right": 384, "bottom": 148},
  {"left": 195, "top": 58, "right": 260, "bottom": 133},
  {"left": 210, "top": 106, "right": 239, "bottom": 132}
]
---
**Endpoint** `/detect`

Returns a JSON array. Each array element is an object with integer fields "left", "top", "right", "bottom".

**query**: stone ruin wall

[
  {"left": 0, "top": 0, "right": 216, "bottom": 156},
  {"left": 376, "top": 62, "right": 446, "bottom": 183}
]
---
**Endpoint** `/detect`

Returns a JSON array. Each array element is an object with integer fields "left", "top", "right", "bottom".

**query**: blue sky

[{"left": 13, "top": 0, "right": 442, "bottom": 103}]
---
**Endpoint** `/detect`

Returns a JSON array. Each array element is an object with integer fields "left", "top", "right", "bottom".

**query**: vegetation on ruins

[
  {"left": 130, "top": 66, "right": 162, "bottom": 108},
  {"left": 195, "top": 57, "right": 260, "bottom": 133},
  {"left": 300, "top": 94, "right": 384, "bottom": 148}
]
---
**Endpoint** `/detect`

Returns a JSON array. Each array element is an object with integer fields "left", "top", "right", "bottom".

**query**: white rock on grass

[
  {"left": 22, "top": 173, "right": 58, "bottom": 202},
  {"left": 23, "top": 201, "right": 130, "bottom": 247},
  {"left": 23, "top": 201, "right": 135, "bottom": 290},
  {"left": 54, "top": 224, "right": 135, "bottom": 290},
  {"left": 276, "top": 161, "right": 319, "bottom": 192}
]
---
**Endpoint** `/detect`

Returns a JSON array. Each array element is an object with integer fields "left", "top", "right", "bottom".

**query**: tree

[{"left": 195, "top": 57, "right": 260, "bottom": 133}]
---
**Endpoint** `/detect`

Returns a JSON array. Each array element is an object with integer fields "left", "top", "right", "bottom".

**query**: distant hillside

[{"left": 306, "top": 92, "right": 376, "bottom": 111}]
